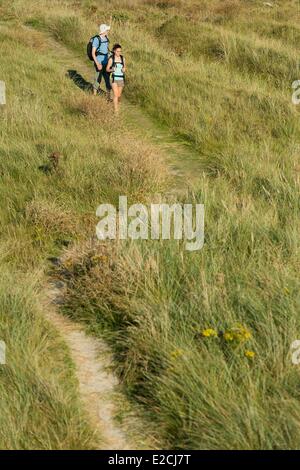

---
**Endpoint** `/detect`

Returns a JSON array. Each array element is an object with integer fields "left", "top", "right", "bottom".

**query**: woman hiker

[
  {"left": 92, "top": 24, "right": 112, "bottom": 101},
  {"left": 106, "top": 44, "right": 126, "bottom": 114}
]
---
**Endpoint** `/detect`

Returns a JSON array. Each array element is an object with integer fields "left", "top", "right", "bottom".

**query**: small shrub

[{"left": 25, "top": 199, "right": 78, "bottom": 236}]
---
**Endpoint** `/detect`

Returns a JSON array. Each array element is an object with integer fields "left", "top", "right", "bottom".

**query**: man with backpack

[{"left": 87, "top": 24, "right": 112, "bottom": 100}]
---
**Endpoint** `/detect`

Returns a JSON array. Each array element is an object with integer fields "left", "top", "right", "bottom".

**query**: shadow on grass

[
  {"left": 67, "top": 69, "right": 93, "bottom": 93},
  {"left": 67, "top": 69, "right": 106, "bottom": 96},
  {"left": 38, "top": 164, "right": 53, "bottom": 174}
]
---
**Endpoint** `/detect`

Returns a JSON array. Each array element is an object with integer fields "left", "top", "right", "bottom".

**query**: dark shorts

[{"left": 93, "top": 58, "right": 112, "bottom": 91}]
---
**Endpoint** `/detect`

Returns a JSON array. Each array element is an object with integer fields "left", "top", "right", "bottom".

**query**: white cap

[{"left": 99, "top": 24, "right": 110, "bottom": 34}]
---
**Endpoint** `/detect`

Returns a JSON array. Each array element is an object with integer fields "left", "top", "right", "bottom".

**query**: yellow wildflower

[
  {"left": 223, "top": 324, "right": 252, "bottom": 343},
  {"left": 245, "top": 350, "right": 256, "bottom": 359},
  {"left": 201, "top": 328, "right": 218, "bottom": 338},
  {"left": 244, "top": 331, "right": 252, "bottom": 340},
  {"left": 170, "top": 349, "right": 184, "bottom": 359},
  {"left": 224, "top": 331, "right": 234, "bottom": 342}
]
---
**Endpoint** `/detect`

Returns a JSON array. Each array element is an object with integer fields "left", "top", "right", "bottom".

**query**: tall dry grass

[
  {"left": 0, "top": 4, "right": 168, "bottom": 449},
  {"left": 38, "top": 0, "right": 300, "bottom": 450},
  {"left": 1, "top": 0, "right": 300, "bottom": 450}
]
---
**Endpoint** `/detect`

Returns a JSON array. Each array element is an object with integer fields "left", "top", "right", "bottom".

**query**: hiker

[
  {"left": 106, "top": 44, "right": 126, "bottom": 114},
  {"left": 91, "top": 24, "right": 112, "bottom": 100}
]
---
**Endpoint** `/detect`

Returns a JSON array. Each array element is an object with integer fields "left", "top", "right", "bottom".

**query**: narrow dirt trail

[
  {"left": 22, "top": 25, "right": 199, "bottom": 450},
  {"left": 44, "top": 287, "right": 152, "bottom": 450},
  {"left": 123, "top": 102, "right": 202, "bottom": 188},
  {"left": 43, "top": 29, "right": 203, "bottom": 190},
  {"left": 15, "top": 27, "right": 155, "bottom": 450}
]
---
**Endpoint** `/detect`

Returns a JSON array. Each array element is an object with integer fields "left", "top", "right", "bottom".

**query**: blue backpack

[{"left": 87, "top": 35, "right": 110, "bottom": 61}]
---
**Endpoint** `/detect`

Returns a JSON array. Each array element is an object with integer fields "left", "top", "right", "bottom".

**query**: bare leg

[
  {"left": 112, "top": 83, "right": 120, "bottom": 114},
  {"left": 93, "top": 69, "right": 101, "bottom": 96},
  {"left": 117, "top": 87, "right": 123, "bottom": 111}
]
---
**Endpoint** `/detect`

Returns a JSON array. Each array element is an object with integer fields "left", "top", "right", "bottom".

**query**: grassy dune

[
  {"left": 0, "top": 0, "right": 167, "bottom": 449},
  {"left": 1, "top": 0, "right": 300, "bottom": 450},
  {"left": 0, "top": 270, "right": 96, "bottom": 449}
]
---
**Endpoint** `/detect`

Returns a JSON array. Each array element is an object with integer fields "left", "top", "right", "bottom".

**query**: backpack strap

[
  {"left": 111, "top": 55, "right": 125, "bottom": 83},
  {"left": 111, "top": 54, "right": 124, "bottom": 69},
  {"left": 93, "top": 35, "right": 101, "bottom": 54},
  {"left": 122, "top": 56, "right": 126, "bottom": 83},
  {"left": 111, "top": 54, "right": 115, "bottom": 81},
  {"left": 95, "top": 35, "right": 110, "bottom": 55}
]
